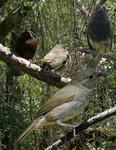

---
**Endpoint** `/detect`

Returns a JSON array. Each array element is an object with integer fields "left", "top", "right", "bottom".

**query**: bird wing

[
  {"left": 51, "top": 56, "right": 67, "bottom": 70},
  {"left": 36, "top": 85, "right": 76, "bottom": 117},
  {"left": 42, "top": 51, "right": 68, "bottom": 69},
  {"left": 41, "top": 52, "right": 56, "bottom": 63}
]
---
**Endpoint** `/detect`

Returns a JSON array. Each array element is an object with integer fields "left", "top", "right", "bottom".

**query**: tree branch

[
  {"left": 76, "top": 0, "right": 90, "bottom": 18},
  {"left": 96, "top": 0, "right": 107, "bottom": 5},
  {"left": 0, "top": 44, "right": 71, "bottom": 88},
  {"left": 0, "top": 6, "right": 30, "bottom": 43},
  {"left": 46, "top": 106, "right": 116, "bottom": 150},
  {"left": 78, "top": 48, "right": 115, "bottom": 60}
]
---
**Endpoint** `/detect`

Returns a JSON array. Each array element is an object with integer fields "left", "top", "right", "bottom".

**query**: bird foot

[
  {"left": 57, "top": 121, "right": 76, "bottom": 128},
  {"left": 28, "top": 59, "right": 32, "bottom": 67},
  {"left": 57, "top": 120, "right": 77, "bottom": 137}
]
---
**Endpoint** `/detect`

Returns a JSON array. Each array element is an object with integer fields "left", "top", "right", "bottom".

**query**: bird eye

[
  {"left": 25, "top": 32, "right": 31, "bottom": 38},
  {"left": 89, "top": 75, "right": 93, "bottom": 79}
]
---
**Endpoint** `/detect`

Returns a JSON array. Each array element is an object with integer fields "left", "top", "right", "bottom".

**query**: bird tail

[{"left": 16, "top": 116, "right": 46, "bottom": 144}]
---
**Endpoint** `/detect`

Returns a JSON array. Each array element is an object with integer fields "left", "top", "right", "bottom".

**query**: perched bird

[
  {"left": 87, "top": 5, "right": 112, "bottom": 59},
  {"left": 14, "top": 31, "right": 38, "bottom": 60},
  {"left": 17, "top": 68, "right": 101, "bottom": 144},
  {"left": 10, "top": 31, "right": 38, "bottom": 76},
  {"left": 41, "top": 44, "right": 71, "bottom": 71}
]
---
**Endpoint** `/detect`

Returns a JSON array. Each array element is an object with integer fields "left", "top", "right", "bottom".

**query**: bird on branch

[
  {"left": 14, "top": 31, "right": 38, "bottom": 60},
  {"left": 9, "top": 30, "right": 38, "bottom": 76},
  {"left": 17, "top": 68, "right": 102, "bottom": 144},
  {"left": 87, "top": 4, "right": 112, "bottom": 61},
  {"left": 41, "top": 44, "right": 71, "bottom": 72}
]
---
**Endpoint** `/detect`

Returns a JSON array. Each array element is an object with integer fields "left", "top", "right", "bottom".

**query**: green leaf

[{"left": 0, "top": 60, "right": 5, "bottom": 65}]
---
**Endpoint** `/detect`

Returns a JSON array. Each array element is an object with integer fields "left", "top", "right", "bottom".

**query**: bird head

[
  {"left": 93, "top": 5, "right": 107, "bottom": 20},
  {"left": 54, "top": 44, "right": 65, "bottom": 49},
  {"left": 53, "top": 44, "right": 68, "bottom": 52},
  {"left": 96, "top": 5, "right": 105, "bottom": 12},
  {"left": 72, "top": 68, "right": 102, "bottom": 88},
  {"left": 72, "top": 68, "right": 94, "bottom": 81},
  {"left": 23, "top": 31, "right": 33, "bottom": 39},
  {"left": 24, "top": 31, "right": 38, "bottom": 48}
]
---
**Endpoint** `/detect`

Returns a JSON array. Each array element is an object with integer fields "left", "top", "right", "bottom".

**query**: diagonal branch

[
  {"left": 0, "top": 44, "right": 71, "bottom": 88},
  {"left": 96, "top": 0, "right": 108, "bottom": 5},
  {"left": 76, "top": 0, "right": 90, "bottom": 18},
  {"left": 78, "top": 48, "right": 115, "bottom": 60},
  {"left": 46, "top": 106, "right": 116, "bottom": 150},
  {"left": 0, "top": 6, "right": 30, "bottom": 43}
]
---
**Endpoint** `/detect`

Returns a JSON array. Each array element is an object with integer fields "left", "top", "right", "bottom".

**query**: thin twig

[{"left": 78, "top": 48, "right": 115, "bottom": 60}]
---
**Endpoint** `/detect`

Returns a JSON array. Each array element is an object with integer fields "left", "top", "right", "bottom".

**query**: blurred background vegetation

[{"left": 0, "top": 0, "right": 116, "bottom": 149}]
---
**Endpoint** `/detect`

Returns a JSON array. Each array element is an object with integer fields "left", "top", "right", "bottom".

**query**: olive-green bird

[
  {"left": 17, "top": 68, "right": 101, "bottom": 144},
  {"left": 87, "top": 5, "right": 112, "bottom": 60},
  {"left": 41, "top": 44, "right": 71, "bottom": 71}
]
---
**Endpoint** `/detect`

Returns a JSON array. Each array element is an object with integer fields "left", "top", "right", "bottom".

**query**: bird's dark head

[
  {"left": 88, "top": 4, "right": 111, "bottom": 43},
  {"left": 94, "top": 5, "right": 107, "bottom": 19},
  {"left": 22, "top": 31, "right": 33, "bottom": 39},
  {"left": 96, "top": 5, "right": 105, "bottom": 12}
]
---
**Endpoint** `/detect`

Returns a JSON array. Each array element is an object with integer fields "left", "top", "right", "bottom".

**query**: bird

[
  {"left": 17, "top": 67, "right": 101, "bottom": 144},
  {"left": 10, "top": 31, "right": 38, "bottom": 76},
  {"left": 41, "top": 44, "right": 71, "bottom": 72},
  {"left": 14, "top": 31, "right": 38, "bottom": 60},
  {"left": 87, "top": 5, "right": 112, "bottom": 60}
]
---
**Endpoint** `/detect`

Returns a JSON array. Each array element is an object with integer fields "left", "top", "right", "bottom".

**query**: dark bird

[
  {"left": 87, "top": 5, "right": 112, "bottom": 59},
  {"left": 41, "top": 44, "right": 71, "bottom": 71},
  {"left": 10, "top": 31, "right": 38, "bottom": 76},
  {"left": 14, "top": 31, "right": 38, "bottom": 60},
  {"left": 17, "top": 68, "right": 101, "bottom": 144}
]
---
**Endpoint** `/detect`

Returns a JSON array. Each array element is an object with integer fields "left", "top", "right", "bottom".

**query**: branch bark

[
  {"left": 46, "top": 106, "right": 116, "bottom": 150},
  {"left": 78, "top": 48, "right": 115, "bottom": 60},
  {"left": 0, "top": 44, "right": 71, "bottom": 88},
  {"left": 96, "top": 0, "right": 107, "bottom": 5}
]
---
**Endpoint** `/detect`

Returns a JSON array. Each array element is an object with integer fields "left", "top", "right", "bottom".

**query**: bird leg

[
  {"left": 57, "top": 120, "right": 76, "bottom": 128},
  {"left": 56, "top": 120, "right": 77, "bottom": 137},
  {"left": 28, "top": 59, "right": 32, "bottom": 67}
]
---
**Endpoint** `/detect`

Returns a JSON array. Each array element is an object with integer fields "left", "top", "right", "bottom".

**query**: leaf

[{"left": 0, "top": 60, "right": 5, "bottom": 65}]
